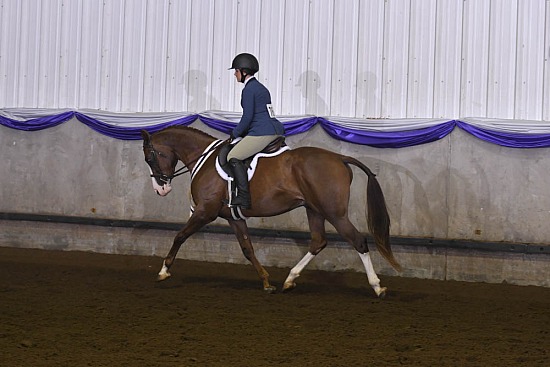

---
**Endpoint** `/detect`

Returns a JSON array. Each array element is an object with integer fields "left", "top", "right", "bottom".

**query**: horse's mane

[{"left": 155, "top": 125, "right": 217, "bottom": 142}]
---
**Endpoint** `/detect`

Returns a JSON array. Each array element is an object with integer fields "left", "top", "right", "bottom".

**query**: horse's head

[{"left": 141, "top": 130, "right": 178, "bottom": 196}]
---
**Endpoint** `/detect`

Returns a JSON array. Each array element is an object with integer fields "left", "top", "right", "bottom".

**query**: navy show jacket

[{"left": 232, "top": 77, "right": 285, "bottom": 138}]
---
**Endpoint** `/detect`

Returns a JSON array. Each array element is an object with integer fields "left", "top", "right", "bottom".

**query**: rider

[{"left": 226, "top": 53, "right": 285, "bottom": 209}]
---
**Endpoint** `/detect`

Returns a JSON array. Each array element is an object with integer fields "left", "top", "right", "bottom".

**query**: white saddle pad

[
  {"left": 189, "top": 140, "right": 290, "bottom": 221},
  {"left": 215, "top": 145, "right": 291, "bottom": 182}
]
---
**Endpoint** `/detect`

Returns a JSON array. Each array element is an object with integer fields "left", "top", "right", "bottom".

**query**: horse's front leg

[
  {"left": 228, "top": 219, "right": 276, "bottom": 293},
  {"left": 158, "top": 211, "right": 213, "bottom": 281}
]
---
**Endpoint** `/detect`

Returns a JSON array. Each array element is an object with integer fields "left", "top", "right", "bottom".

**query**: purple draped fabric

[
  {"left": 197, "top": 115, "right": 235, "bottom": 134},
  {"left": 318, "top": 118, "right": 456, "bottom": 148},
  {"left": 2, "top": 108, "right": 550, "bottom": 149},
  {"left": 198, "top": 114, "right": 318, "bottom": 136},
  {"left": 0, "top": 111, "right": 75, "bottom": 131},
  {"left": 280, "top": 116, "right": 318, "bottom": 136},
  {"left": 74, "top": 112, "right": 199, "bottom": 140},
  {"left": 456, "top": 120, "right": 550, "bottom": 149}
]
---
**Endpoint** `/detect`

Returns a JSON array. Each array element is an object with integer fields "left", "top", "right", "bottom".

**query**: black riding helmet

[{"left": 229, "top": 53, "right": 259, "bottom": 82}]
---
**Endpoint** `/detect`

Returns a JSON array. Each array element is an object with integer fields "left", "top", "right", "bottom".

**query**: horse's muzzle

[
  {"left": 156, "top": 183, "right": 172, "bottom": 196},
  {"left": 151, "top": 177, "right": 172, "bottom": 196}
]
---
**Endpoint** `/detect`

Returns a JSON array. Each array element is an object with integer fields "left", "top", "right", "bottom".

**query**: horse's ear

[{"left": 141, "top": 129, "right": 151, "bottom": 144}]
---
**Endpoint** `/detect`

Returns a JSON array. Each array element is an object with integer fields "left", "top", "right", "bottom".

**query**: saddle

[
  {"left": 217, "top": 136, "right": 287, "bottom": 176},
  {"left": 214, "top": 137, "right": 289, "bottom": 221}
]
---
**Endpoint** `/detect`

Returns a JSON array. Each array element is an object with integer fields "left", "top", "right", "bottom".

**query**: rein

[{"left": 145, "top": 139, "right": 226, "bottom": 184}]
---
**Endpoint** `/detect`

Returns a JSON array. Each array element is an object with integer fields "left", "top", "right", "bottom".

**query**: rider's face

[{"left": 234, "top": 69, "right": 241, "bottom": 82}]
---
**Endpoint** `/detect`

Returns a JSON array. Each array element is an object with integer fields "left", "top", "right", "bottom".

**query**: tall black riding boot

[{"left": 228, "top": 158, "right": 251, "bottom": 209}]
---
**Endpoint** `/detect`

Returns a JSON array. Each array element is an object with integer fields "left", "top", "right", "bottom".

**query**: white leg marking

[
  {"left": 284, "top": 252, "right": 315, "bottom": 289},
  {"left": 158, "top": 261, "right": 171, "bottom": 280},
  {"left": 358, "top": 252, "right": 386, "bottom": 297}
]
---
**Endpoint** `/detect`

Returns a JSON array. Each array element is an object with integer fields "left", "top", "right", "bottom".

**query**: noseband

[{"left": 144, "top": 143, "right": 189, "bottom": 185}]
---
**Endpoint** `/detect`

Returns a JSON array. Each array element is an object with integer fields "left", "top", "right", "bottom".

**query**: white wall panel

[
  {"left": 58, "top": 0, "right": 82, "bottom": 108},
  {"left": 514, "top": 0, "right": 546, "bottom": 120},
  {"left": 544, "top": 1, "right": 550, "bottom": 121},
  {"left": 165, "top": 0, "right": 191, "bottom": 112},
  {"left": 330, "top": 0, "right": 359, "bottom": 117},
  {"left": 356, "top": 0, "right": 385, "bottom": 119},
  {"left": 433, "top": 0, "right": 463, "bottom": 118},
  {"left": 460, "top": 0, "right": 490, "bottom": 117},
  {"left": 1, "top": 0, "right": 549, "bottom": 122},
  {"left": 37, "top": 0, "right": 62, "bottom": 108},
  {"left": 233, "top": 0, "right": 262, "bottom": 112},
  {"left": 487, "top": 0, "right": 517, "bottom": 119},
  {"left": 307, "top": 0, "right": 333, "bottom": 116},
  {"left": 17, "top": 0, "right": 41, "bottom": 107},
  {"left": 407, "top": 0, "right": 437, "bottom": 118},
  {"left": 143, "top": 0, "right": 169, "bottom": 112},
  {"left": 381, "top": 0, "right": 410, "bottom": 118},
  {"left": 280, "top": 0, "right": 309, "bottom": 116},
  {"left": 79, "top": 0, "right": 103, "bottom": 109},
  {"left": 0, "top": 0, "right": 21, "bottom": 107},
  {"left": 0, "top": 0, "right": 4, "bottom": 104},
  {"left": 259, "top": 0, "right": 285, "bottom": 116},
  {"left": 210, "top": 0, "right": 237, "bottom": 111},
  {"left": 100, "top": 0, "right": 125, "bottom": 111},
  {"left": 120, "top": 0, "right": 147, "bottom": 112},
  {"left": 187, "top": 0, "right": 215, "bottom": 112}
]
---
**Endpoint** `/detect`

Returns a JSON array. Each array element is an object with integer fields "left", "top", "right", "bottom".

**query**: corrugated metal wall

[{"left": 0, "top": 0, "right": 549, "bottom": 121}]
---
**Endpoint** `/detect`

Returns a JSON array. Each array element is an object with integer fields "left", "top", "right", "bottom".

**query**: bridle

[
  {"left": 144, "top": 142, "right": 189, "bottom": 185},
  {"left": 144, "top": 140, "right": 227, "bottom": 185}
]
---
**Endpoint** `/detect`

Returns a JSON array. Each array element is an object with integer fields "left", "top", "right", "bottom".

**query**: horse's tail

[{"left": 343, "top": 157, "right": 402, "bottom": 272}]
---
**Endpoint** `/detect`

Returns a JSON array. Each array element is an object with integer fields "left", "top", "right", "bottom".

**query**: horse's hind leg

[
  {"left": 283, "top": 208, "right": 327, "bottom": 292},
  {"left": 331, "top": 217, "right": 386, "bottom": 298},
  {"left": 228, "top": 219, "right": 276, "bottom": 293},
  {"left": 358, "top": 250, "right": 386, "bottom": 298}
]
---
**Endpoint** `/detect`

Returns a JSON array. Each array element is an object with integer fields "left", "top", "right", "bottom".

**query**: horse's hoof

[
  {"left": 282, "top": 282, "right": 296, "bottom": 293},
  {"left": 157, "top": 272, "right": 171, "bottom": 282},
  {"left": 263, "top": 285, "right": 277, "bottom": 294},
  {"left": 376, "top": 287, "right": 387, "bottom": 299},
  {"left": 157, "top": 263, "right": 171, "bottom": 282}
]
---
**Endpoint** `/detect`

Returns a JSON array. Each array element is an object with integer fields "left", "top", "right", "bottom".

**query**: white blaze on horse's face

[{"left": 148, "top": 166, "right": 172, "bottom": 196}]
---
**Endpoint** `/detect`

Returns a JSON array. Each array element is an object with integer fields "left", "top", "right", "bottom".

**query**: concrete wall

[{"left": 1, "top": 119, "right": 549, "bottom": 286}]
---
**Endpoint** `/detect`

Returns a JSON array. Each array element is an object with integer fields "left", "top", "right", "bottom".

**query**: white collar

[{"left": 244, "top": 76, "right": 255, "bottom": 86}]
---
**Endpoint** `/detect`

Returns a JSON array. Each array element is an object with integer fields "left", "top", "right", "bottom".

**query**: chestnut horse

[{"left": 141, "top": 126, "right": 401, "bottom": 297}]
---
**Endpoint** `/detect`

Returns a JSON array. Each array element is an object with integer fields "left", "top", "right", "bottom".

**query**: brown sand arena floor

[{"left": 1, "top": 246, "right": 549, "bottom": 367}]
